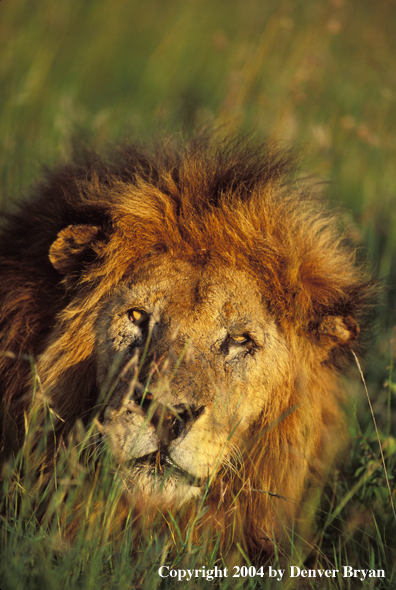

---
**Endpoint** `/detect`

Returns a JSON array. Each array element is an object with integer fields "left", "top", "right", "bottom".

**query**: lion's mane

[{"left": 0, "top": 134, "right": 374, "bottom": 556}]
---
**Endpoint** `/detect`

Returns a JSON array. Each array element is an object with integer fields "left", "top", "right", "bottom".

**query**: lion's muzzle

[{"left": 130, "top": 390, "right": 205, "bottom": 447}]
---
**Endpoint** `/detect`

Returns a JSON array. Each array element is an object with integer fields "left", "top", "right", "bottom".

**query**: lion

[{"left": 0, "top": 134, "right": 374, "bottom": 557}]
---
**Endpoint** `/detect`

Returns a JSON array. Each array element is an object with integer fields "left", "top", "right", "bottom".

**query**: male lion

[{"left": 0, "top": 135, "right": 373, "bottom": 556}]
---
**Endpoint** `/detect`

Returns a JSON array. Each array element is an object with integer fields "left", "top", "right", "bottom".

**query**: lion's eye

[
  {"left": 230, "top": 335, "right": 250, "bottom": 344},
  {"left": 128, "top": 309, "right": 148, "bottom": 324}
]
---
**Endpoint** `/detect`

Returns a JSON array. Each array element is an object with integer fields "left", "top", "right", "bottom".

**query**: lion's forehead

[{"left": 110, "top": 256, "right": 268, "bottom": 326}]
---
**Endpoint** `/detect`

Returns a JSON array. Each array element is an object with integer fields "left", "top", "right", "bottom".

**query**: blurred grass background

[{"left": 1, "top": 0, "right": 396, "bottom": 587}]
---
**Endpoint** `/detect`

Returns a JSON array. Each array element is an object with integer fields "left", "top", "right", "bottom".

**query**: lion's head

[{"left": 0, "top": 135, "right": 374, "bottom": 555}]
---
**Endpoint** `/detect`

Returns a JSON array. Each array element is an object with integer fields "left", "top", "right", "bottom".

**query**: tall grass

[
  {"left": 1, "top": 0, "right": 396, "bottom": 587},
  {"left": 2, "top": 352, "right": 393, "bottom": 589}
]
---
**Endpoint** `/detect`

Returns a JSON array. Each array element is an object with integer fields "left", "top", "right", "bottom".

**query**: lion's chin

[{"left": 117, "top": 451, "right": 206, "bottom": 508}]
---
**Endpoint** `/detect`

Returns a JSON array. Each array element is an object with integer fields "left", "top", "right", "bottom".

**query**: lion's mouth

[{"left": 133, "top": 448, "right": 205, "bottom": 488}]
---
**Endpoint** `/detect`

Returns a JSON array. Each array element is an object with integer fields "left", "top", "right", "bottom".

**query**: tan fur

[{"left": 0, "top": 134, "right": 374, "bottom": 557}]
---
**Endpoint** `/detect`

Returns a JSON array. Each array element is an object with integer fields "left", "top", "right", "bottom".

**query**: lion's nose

[{"left": 132, "top": 390, "right": 204, "bottom": 446}]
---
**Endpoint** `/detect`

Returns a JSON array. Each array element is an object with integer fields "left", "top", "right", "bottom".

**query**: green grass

[{"left": 1, "top": 0, "right": 396, "bottom": 588}]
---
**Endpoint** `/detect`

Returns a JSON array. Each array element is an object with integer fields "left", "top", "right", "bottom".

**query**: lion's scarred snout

[{"left": 132, "top": 390, "right": 205, "bottom": 446}]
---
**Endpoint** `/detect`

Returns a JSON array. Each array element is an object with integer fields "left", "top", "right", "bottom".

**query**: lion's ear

[
  {"left": 311, "top": 315, "right": 359, "bottom": 359},
  {"left": 49, "top": 224, "right": 104, "bottom": 276}
]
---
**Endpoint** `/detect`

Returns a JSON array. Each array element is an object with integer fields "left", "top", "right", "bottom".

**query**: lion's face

[{"left": 97, "top": 255, "right": 288, "bottom": 507}]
